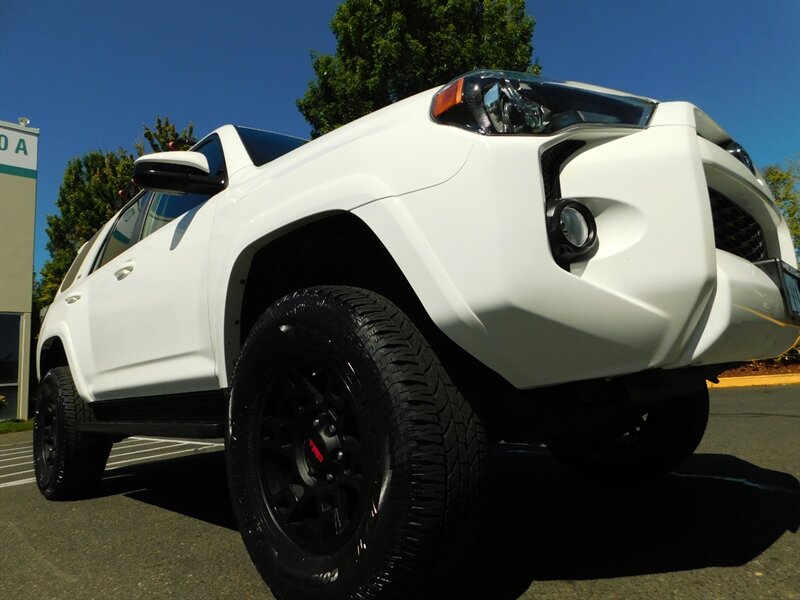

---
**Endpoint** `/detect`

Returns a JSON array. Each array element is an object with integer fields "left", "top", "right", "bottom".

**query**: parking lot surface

[
  {"left": 0, "top": 436, "right": 224, "bottom": 490},
  {"left": 1, "top": 386, "right": 798, "bottom": 599}
]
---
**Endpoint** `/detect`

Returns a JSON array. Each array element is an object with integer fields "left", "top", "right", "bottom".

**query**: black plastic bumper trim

[{"left": 755, "top": 259, "right": 800, "bottom": 324}]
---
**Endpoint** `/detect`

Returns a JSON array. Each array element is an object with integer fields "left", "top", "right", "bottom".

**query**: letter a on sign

[{"left": 15, "top": 138, "right": 28, "bottom": 155}]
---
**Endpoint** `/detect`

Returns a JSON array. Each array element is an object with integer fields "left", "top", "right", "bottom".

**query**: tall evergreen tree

[{"left": 298, "top": 0, "right": 537, "bottom": 138}]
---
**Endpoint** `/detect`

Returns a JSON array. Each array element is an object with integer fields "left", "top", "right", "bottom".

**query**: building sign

[{"left": 0, "top": 121, "right": 38, "bottom": 178}]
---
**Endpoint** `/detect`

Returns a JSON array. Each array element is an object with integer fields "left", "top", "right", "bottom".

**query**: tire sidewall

[
  {"left": 33, "top": 370, "right": 68, "bottom": 498},
  {"left": 228, "top": 300, "right": 399, "bottom": 599}
]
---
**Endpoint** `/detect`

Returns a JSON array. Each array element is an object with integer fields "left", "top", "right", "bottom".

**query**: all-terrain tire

[
  {"left": 33, "top": 366, "right": 112, "bottom": 500},
  {"left": 227, "top": 286, "right": 487, "bottom": 600},
  {"left": 547, "top": 388, "right": 710, "bottom": 482}
]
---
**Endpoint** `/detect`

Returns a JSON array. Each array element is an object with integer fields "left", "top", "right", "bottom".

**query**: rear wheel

[
  {"left": 547, "top": 388, "right": 709, "bottom": 482},
  {"left": 33, "top": 366, "right": 111, "bottom": 500},
  {"left": 227, "top": 286, "right": 486, "bottom": 600}
]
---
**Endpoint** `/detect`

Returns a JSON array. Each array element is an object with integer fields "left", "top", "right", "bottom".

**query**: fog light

[
  {"left": 546, "top": 199, "right": 598, "bottom": 267},
  {"left": 560, "top": 206, "right": 591, "bottom": 247}
]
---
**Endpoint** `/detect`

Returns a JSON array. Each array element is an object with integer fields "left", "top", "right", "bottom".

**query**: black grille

[
  {"left": 708, "top": 188, "right": 767, "bottom": 262},
  {"left": 540, "top": 140, "right": 585, "bottom": 202}
]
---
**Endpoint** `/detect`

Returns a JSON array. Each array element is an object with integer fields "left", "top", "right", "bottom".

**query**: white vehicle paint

[{"left": 39, "top": 76, "right": 799, "bottom": 399}]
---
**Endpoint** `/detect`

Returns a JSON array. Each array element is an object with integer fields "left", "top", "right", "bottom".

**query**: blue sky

[{"left": 1, "top": 0, "right": 798, "bottom": 275}]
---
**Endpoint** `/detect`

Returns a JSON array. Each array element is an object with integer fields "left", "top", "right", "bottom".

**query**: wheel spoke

[
  {"left": 341, "top": 436, "right": 363, "bottom": 464},
  {"left": 42, "top": 425, "right": 54, "bottom": 446},
  {"left": 338, "top": 471, "right": 364, "bottom": 494},
  {"left": 272, "top": 483, "right": 312, "bottom": 525},
  {"left": 299, "top": 369, "right": 327, "bottom": 409},
  {"left": 334, "top": 487, "right": 351, "bottom": 533},
  {"left": 316, "top": 495, "right": 336, "bottom": 539},
  {"left": 261, "top": 418, "right": 297, "bottom": 459},
  {"left": 333, "top": 505, "right": 344, "bottom": 536},
  {"left": 261, "top": 416, "right": 294, "bottom": 438},
  {"left": 270, "top": 371, "right": 308, "bottom": 415}
]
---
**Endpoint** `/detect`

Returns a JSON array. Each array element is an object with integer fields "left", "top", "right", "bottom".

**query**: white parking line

[
  {"left": 130, "top": 436, "right": 224, "bottom": 447},
  {"left": 0, "top": 451, "right": 33, "bottom": 463},
  {"left": 0, "top": 437, "right": 222, "bottom": 488},
  {"left": 0, "top": 468, "right": 33, "bottom": 479},
  {"left": 108, "top": 442, "right": 185, "bottom": 459},
  {"left": 106, "top": 446, "right": 218, "bottom": 468},
  {"left": 0, "top": 447, "right": 33, "bottom": 458},
  {"left": 109, "top": 439, "right": 163, "bottom": 450},
  {"left": 0, "top": 476, "right": 36, "bottom": 489},
  {"left": 0, "top": 460, "right": 32, "bottom": 469}
]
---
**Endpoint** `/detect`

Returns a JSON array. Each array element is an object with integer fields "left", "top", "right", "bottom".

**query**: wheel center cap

[
  {"left": 307, "top": 438, "right": 326, "bottom": 464},
  {"left": 303, "top": 420, "right": 343, "bottom": 475}
]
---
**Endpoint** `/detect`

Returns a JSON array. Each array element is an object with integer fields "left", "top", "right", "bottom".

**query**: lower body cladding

[{"left": 354, "top": 124, "right": 799, "bottom": 390}]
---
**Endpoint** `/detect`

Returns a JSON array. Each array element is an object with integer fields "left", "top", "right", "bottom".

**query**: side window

[
  {"left": 197, "top": 135, "right": 225, "bottom": 178},
  {"left": 95, "top": 193, "right": 150, "bottom": 270},
  {"left": 141, "top": 192, "right": 208, "bottom": 238},
  {"left": 139, "top": 135, "right": 226, "bottom": 239}
]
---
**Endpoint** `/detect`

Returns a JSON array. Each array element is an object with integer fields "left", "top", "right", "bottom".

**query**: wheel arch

[
  {"left": 39, "top": 336, "right": 69, "bottom": 381},
  {"left": 37, "top": 330, "right": 94, "bottom": 403},
  {"left": 221, "top": 211, "right": 509, "bottom": 403}
]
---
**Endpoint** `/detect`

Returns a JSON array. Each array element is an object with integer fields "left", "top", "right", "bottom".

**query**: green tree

[
  {"left": 36, "top": 149, "right": 135, "bottom": 307},
  {"left": 135, "top": 116, "right": 195, "bottom": 155},
  {"left": 36, "top": 118, "right": 193, "bottom": 308},
  {"left": 764, "top": 156, "right": 800, "bottom": 258},
  {"left": 297, "top": 0, "right": 537, "bottom": 138}
]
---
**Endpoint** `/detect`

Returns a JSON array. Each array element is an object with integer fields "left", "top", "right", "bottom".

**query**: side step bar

[{"left": 77, "top": 421, "right": 224, "bottom": 439}]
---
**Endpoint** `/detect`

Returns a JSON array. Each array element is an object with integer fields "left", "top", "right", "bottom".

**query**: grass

[{"left": 0, "top": 420, "right": 34, "bottom": 434}]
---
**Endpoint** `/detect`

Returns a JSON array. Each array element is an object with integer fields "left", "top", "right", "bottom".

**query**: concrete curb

[{"left": 708, "top": 374, "right": 800, "bottom": 388}]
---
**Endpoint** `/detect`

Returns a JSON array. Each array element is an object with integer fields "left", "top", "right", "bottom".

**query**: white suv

[{"left": 34, "top": 70, "right": 800, "bottom": 600}]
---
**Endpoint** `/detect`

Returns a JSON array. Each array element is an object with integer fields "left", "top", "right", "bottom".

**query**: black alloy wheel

[
  {"left": 547, "top": 387, "right": 710, "bottom": 482},
  {"left": 255, "top": 354, "right": 371, "bottom": 555},
  {"left": 36, "top": 388, "right": 59, "bottom": 479}
]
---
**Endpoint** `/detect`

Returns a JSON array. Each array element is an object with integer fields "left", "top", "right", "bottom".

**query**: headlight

[{"left": 432, "top": 70, "right": 656, "bottom": 135}]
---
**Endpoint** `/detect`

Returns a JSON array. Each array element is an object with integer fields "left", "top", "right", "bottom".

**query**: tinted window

[
  {"left": 197, "top": 135, "right": 226, "bottom": 177},
  {"left": 141, "top": 192, "right": 207, "bottom": 237},
  {"left": 235, "top": 126, "right": 306, "bottom": 166},
  {"left": 0, "top": 313, "right": 20, "bottom": 384},
  {"left": 140, "top": 135, "right": 226, "bottom": 238},
  {"left": 96, "top": 193, "right": 149, "bottom": 269}
]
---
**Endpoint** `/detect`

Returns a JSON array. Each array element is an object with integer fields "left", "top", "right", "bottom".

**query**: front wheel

[
  {"left": 227, "top": 286, "right": 487, "bottom": 600},
  {"left": 547, "top": 388, "right": 710, "bottom": 482}
]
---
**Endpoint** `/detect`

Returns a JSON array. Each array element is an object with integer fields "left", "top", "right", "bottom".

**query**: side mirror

[{"left": 133, "top": 151, "right": 225, "bottom": 195}]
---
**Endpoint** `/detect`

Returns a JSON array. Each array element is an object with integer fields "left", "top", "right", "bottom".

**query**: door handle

[
  {"left": 65, "top": 293, "right": 82, "bottom": 304},
  {"left": 114, "top": 264, "right": 134, "bottom": 280}
]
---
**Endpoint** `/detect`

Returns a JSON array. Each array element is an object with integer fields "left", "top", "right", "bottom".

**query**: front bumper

[
  {"left": 669, "top": 253, "right": 799, "bottom": 368},
  {"left": 355, "top": 104, "right": 799, "bottom": 388}
]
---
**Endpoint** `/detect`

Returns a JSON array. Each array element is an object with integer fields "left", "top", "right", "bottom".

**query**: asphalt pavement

[{"left": 1, "top": 386, "right": 798, "bottom": 599}]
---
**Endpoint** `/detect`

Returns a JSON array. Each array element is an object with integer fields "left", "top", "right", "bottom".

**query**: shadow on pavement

[
  {"left": 94, "top": 445, "right": 800, "bottom": 600},
  {"left": 98, "top": 450, "right": 238, "bottom": 530},
  {"left": 444, "top": 446, "right": 800, "bottom": 599}
]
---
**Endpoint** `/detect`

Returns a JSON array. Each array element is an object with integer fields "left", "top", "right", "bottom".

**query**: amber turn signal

[{"left": 432, "top": 77, "right": 465, "bottom": 117}]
